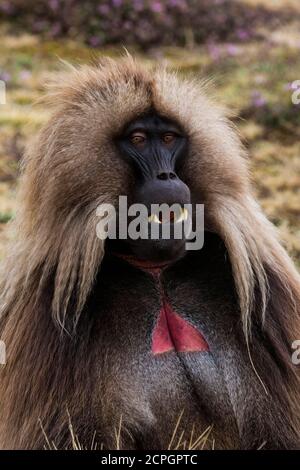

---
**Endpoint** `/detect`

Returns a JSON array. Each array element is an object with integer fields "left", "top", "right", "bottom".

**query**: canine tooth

[
  {"left": 148, "top": 214, "right": 161, "bottom": 224},
  {"left": 175, "top": 207, "right": 188, "bottom": 223},
  {"left": 182, "top": 207, "right": 188, "bottom": 221}
]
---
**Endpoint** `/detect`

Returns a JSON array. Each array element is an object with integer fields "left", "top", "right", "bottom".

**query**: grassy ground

[{"left": 0, "top": 0, "right": 299, "bottom": 266}]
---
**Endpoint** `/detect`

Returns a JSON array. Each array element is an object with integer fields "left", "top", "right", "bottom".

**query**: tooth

[
  {"left": 182, "top": 207, "right": 188, "bottom": 221},
  {"left": 148, "top": 214, "right": 161, "bottom": 224},
  {"left": 175, "top": 208, "right": 188, "bottom": 223},
  {"left": 148, "top": 209, "right": 188, "bottom": 224}
]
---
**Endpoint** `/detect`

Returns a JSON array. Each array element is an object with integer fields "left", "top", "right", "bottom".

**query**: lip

[{"left": 114, "top": 252, "right": 172, "bottom": 271}]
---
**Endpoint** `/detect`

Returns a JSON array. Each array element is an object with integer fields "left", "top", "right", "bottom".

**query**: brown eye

[
  {"left": 162, "top": 133, "right": 176, "bottom": 145},
  {"left": 130, "top": 132, "right": 146, "bottom": 146}
]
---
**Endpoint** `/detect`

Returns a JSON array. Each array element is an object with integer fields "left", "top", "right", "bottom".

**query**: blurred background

[{"left": 0, "top": 0, "right": 299, "bottom": 265}]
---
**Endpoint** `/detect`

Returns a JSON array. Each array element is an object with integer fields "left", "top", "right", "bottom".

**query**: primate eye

[
  {"left": 130, "top": 132, "right": 146, "bottom": 146},
  {"left": 162, "top": 133, "right": 176, "bottom": 145}
]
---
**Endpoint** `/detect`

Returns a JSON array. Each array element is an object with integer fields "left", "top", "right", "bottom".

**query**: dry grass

[{"left": 39, "top": 409, "right": 215, "bottom": 450}]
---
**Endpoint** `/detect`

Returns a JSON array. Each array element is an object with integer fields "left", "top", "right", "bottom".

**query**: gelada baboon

[{"left": 0, "top": 57, "right": 300, "bottom": 450}]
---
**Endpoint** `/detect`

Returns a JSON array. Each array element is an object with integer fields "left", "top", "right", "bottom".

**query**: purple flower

[
  {"left": 112, "top": 0, "right": 123, "bottom": 6},
  {"left": 151, "top": 2, "right": 163, "bottom": 13},
  {"left": 50, "top": 22, "right": 61, "bottom": 37},
  {"left": 123, "top": 21, "right": 132, "bottom": 31},
  {"left": 0, "top": 1, "right": 14, "bottom": 14},
  {"left": 207, "top": 43, "right": 221, "bottom": 61},
  {"left": 226, "top": 44, "right": 239, "bottom": 56},
  {"left": 236, "top": 29, "right": 250, "bottom": 41},
  {"left": 19, "top": 70, "right": 32, "bottom": 81},
  {"left": 251, "top": 91, "right": 267, "bottom": 108},
  {"left": 49, "top": 0, "right": 59, "bottom": 11},
  {"left": 283, "top": 82, "right": 298, "bottom": 91},
  {"left": 89, "top": 36, "right": 101, "bottom": 47},
  {"left": 169, "top": 0, "right": 186, "bottom": 7},
  {"left": 133, "top": 0, "right": 144, "bottom": 11},
  {"left": 98, "top": 4, "right": 110, "bottom": 15},
  {"left": 0, "top": 71, "right": 11, "bottom": 83}
]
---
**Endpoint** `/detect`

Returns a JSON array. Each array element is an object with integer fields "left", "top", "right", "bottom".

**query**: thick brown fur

[{"left": 0, "top": 56, "right": 300, "bottom": 449}]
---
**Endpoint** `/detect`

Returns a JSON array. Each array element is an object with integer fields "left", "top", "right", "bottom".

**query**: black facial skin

[{"left": 113, "top": 113, "right": 191, "bottom": 263}]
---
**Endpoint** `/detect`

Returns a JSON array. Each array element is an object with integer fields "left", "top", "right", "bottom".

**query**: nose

[
  {"left": 157, "top": 171, "right": 177, "bottom": 181},
  {"left": 135, "top": 174, "right": 190, "bottom": 209}
]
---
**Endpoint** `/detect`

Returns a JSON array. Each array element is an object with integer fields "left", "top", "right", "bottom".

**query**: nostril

[
  {"left": 157, "top": 172, "right": 169, "bottom": 180},
  {"left": 157, "top": 172, "right": 177, "bottom": 180}
]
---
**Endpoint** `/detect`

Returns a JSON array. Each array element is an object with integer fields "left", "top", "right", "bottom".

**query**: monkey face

[
  {"left": 22, "top": 58, "right": 249, "bottom": 283},
  {"left": 111, "top": 113, "right": 191, "bottom": 263}
]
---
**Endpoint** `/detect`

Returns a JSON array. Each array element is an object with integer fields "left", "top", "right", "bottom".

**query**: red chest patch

[
  {"left": 114, "top": 254, "right": 209, "bottom": 356},
  {"left": 152, "top": 299, "right": 209, "bottom": 355}
]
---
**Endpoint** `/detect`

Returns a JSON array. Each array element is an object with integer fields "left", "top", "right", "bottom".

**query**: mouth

[
  {"left": 148, "top": 207, "right": 189, "bottom": 224},
  {"left": 107, "top": 205, "right": 190, "bottom": 266},
  {"left": 114, "top": 253, "right": 172, "bottom": 271}
]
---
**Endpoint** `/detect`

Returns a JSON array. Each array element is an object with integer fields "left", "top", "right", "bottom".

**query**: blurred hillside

[{"left": 0, "top": 0, "right": 299, "bottom": 265}]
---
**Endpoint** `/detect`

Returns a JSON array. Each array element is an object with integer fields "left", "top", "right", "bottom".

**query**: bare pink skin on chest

[
  {"left": 116, "top": 254, "right": 209, "bottom": 356},
  {"left": 152, "top": 297, "right": 209, "bottom": 355},
  {"left": 131, "top": 263, "right": 209, "bottom": 356}
]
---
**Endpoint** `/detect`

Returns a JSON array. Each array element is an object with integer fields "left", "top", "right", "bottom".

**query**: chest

[{"left": 89, "top": 255, "right": 244, "bottom": 448}]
